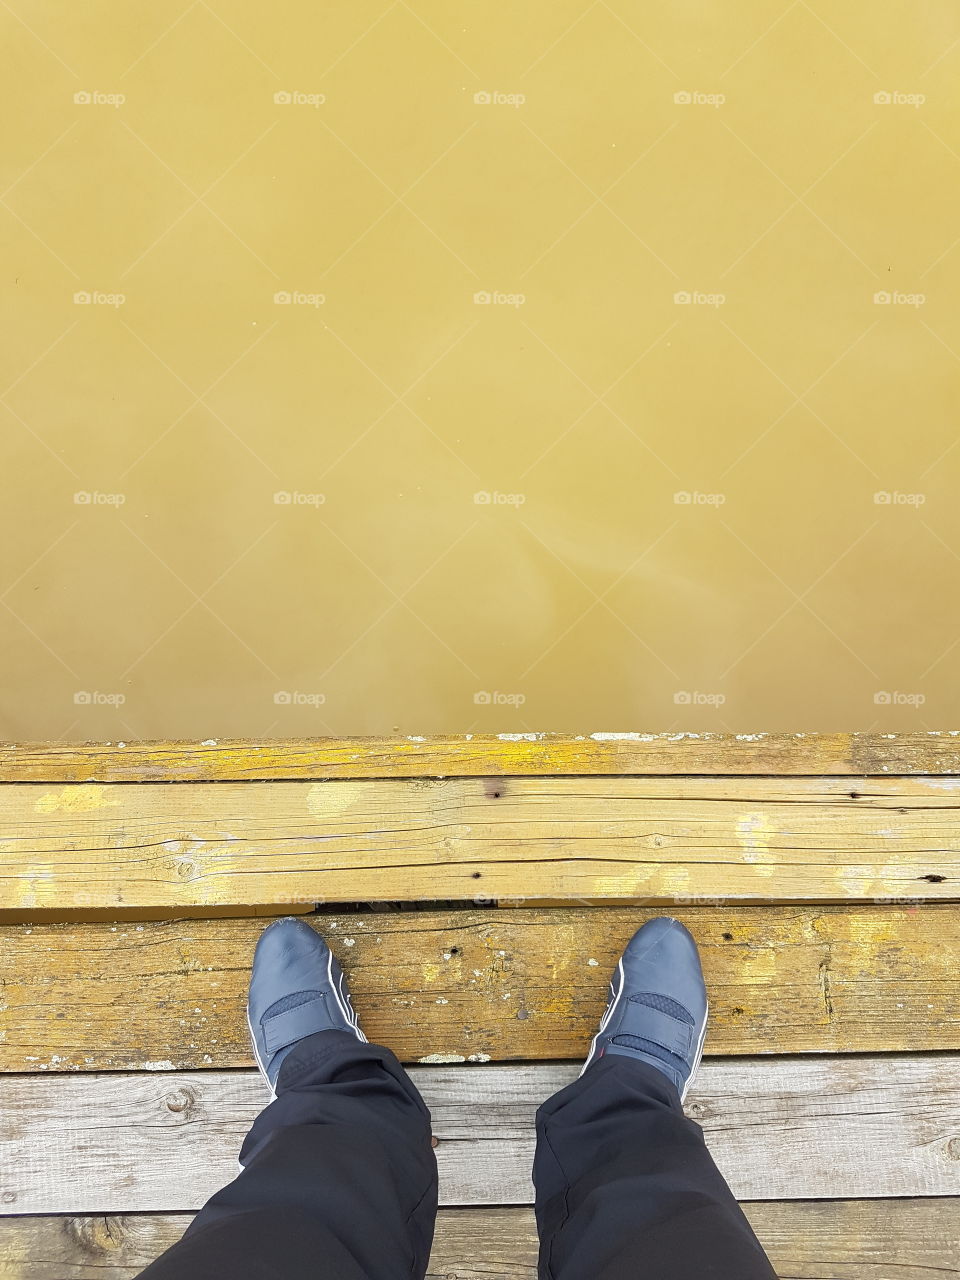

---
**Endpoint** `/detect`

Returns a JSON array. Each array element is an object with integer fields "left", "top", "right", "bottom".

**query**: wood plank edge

[
  {"left": 4, "top": 731, "right": 960, "bottom": 780},
  {"left": 0, "top": 1200, "right": 955, "bottom": 1278}
]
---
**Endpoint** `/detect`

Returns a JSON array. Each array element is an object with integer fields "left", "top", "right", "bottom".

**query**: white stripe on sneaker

[
  {"left": 338, "top": 964, "right": 367, "bottom": 1041},
  {"left": 681, "top": 998, "right": 709, "bottom": 1104},
  {"left": 246, "top": 1003, "right": 278, "bottom": 1103},
  {"left": 580, "top": 958, "right": 624, "bottom": 1076},
  {"left": 328, "top": 948, "right": 366, "bottom": 1042}
]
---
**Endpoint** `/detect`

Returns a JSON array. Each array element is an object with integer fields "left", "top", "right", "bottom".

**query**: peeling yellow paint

[
  {"left": 838, "top": 865, "right": 875, "bottom": 895},
  {"left": 304, "top": 782, "right": 362, "bottom": 817},
  {"left": 658, "top": 868, "right": 691, "bottom": 893},
  {"left": 848, "top": 912, "right": 898, "bottom": 945},
  {"left": 736, "top": 813, "right": 776, "bottom": 874},
  {"left": 742, "top": 949, "right": 777, "bottom": 977},
  {"left": 35, "top": 784, "right": 120, "bottom": 813}
]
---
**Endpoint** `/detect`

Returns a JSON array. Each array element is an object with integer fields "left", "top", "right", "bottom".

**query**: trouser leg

[
  {"left": 534, "top": 1056, "right": 777, "bottom": 1280},
  {"left": 136, "top": 1030, "right": 438, "bottom": 1280}
]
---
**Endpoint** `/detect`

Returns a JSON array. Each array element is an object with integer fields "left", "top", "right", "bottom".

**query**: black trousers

[{"left": 137, "top": 1031, "right": 777, "bottom": 1280}]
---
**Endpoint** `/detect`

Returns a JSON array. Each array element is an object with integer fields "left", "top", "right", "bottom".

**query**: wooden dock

[{"left": 0, "top": 733, "right": 958, "bottom": 1277}]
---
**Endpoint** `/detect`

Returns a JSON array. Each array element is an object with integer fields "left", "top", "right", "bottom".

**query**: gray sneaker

[
  {"left": 247, "top": 917, "right": 366, "bottom": 1097},
  {"left": 581, "top": 917, "right": 708, "bottom": 1102}
]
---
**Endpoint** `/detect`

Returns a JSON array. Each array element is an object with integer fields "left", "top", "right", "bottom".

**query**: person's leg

[
  {"left": 534, "top": 1055, "right": 776, "bottom": 1279},
  {"left": 534, "top": 919, "right": 777, "bottom": 1280},
  {"left": 136, "top": 920, "right": 438, "bottom": 1280}
]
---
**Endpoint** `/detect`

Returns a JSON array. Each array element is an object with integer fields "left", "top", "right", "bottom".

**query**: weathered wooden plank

[
  {"left": 743, "top": 1198, "right": 960, "bottom": 1277},
  {"left": 3, "top": 905, "right": 958, "bottom": 1071},
  {"left": 5, "top": 732, "right": 960, "bottom": 782},
  {"left": 0, "top": 1200, "right": 957, "bottom": 1279},
  {"left": 1, "top": 1058, "right": 957, "bottom": 1213},
  {"left": 2, "top": 777, "right": 959, "bottom": 915}
]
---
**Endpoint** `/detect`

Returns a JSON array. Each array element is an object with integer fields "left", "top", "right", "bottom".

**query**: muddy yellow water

[{"left": 3, "top": 2, "right": 959, "bottom": 740}]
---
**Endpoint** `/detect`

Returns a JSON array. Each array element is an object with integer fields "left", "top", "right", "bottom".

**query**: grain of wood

[
  {"left": 2, "top": 905, "right": 957, "bottom": 1071},
  {"left": 1, "top": 1058, "right": 957, "bottom": 1213},
  {"left": 0, "top": 1201, "right": 956, "bottom": 1279},
  {"left": 4, "top": 733, "right": 960, "bottom": 781},
  {"left": 2, "top": 776, "right": 959, "bottom": 914}
]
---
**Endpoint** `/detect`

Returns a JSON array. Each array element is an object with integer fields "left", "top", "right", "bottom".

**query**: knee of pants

[
  {"left": 561, "top": 1170, "right": 737, "bottom": 1234},
  {"left": 232, "top": 1124, "right": 437, "bottom": 1221},
  {"left": 547, "top": 1192, "right": 774, "bottom": 1280}
]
